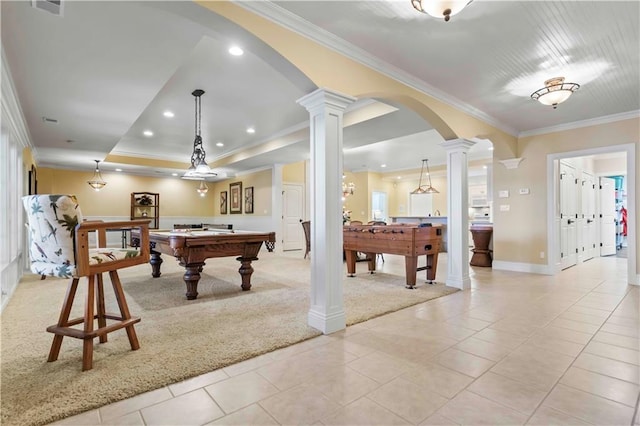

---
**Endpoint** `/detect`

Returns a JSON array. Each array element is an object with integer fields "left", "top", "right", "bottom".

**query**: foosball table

[{"left": 343, "top": 223, "right": 442, "bottom": 289}]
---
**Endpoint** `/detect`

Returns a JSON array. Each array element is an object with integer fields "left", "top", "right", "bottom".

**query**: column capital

[
  {"left": 297, "top": 88, "right": 356, "bottom": 113},
  {"left": 440, "top": 138, "right": 476, "bottom": 152}
]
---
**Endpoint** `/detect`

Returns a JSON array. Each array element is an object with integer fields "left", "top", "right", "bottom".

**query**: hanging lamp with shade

[
  {"left": 182, "top": 89, "right": 217, "bottom": 181},
  {"left": 196, "top": 180, "right": 208, "bottom": 197},
  {"left": 410, "top": 159, "right": 439, "bottom": 194},
  {"left": 87, "top": 160, "right": 107, "bottom": 191}
]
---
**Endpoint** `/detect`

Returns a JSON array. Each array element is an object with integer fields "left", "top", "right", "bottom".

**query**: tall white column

[
  {"left": 297, "top": 88, "right": 356, "bottom": 334},
  {"left": 440, "top": 139, "right": 476, "bottom": 290},
  {"left": 271, "top": 163, "right": 284, "bottom": 253}
]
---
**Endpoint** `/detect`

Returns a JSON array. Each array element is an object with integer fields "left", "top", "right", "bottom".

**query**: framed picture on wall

[
  {"left": 245, "top": 186, "right": 254, "bottom": 214},
  {"left": 220, "top": 191, "right": 228, "bottom": 214},
  {"left": 229, "top": 181, "right": 242, "bottom": 214}
]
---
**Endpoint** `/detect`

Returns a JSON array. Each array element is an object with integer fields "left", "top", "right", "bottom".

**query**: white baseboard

[
  {"left": 492, "top": 261, "right": 553, "bottom": 275},
  {"left": 634, "top": 274, "right": 640, "bottom": 286}
]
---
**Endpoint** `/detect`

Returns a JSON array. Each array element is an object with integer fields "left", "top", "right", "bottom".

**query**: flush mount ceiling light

[
  {"left": 87, "top": 160, "right": 107, "bottom": 191},
  {"left": 411, "top": 159, "right": 439, "bottom": 194},
  {"left": 411, "top": 0, "right": 473, "bottom": 21},
  {"left": 530, "top": 77, "right": 580, "bottom": 109},
  {"left": 183, "top": 89, "right": 217, "bottom": 181}
]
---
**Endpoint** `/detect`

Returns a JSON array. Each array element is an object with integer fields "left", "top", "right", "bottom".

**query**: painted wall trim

[
  {"left": 238, "top": 1, "right": 519, "bottom": 138},
  {"left": 1, "top": 49, "right": 33, "bottom": 150},
  {"left": 519, "top": 110, "right": 640, "bottom": 138},
  {"left": 492, "top": 261, "right": 552, "bottom": 275}
]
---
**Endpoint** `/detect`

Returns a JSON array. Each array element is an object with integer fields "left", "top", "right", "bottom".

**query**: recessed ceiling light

[
  {"left": 381, "top": 164, "right": 387, "bottom": 168},
  {"left": 228, "top": 46, "right": 244, "bottom": 56},
  {"left": 171, "top": 173, "right": 178, "bottom": 177},
  {"left": 143, "top": 130, "right": 153, "bottom": 137},
  {"left": 397, "top": 176, "right": 402, "bottom": 179},
  {"left": 115, "top": 168, "right": 122, "bottom": 172},
  {"left": 216, "top": 142, "right": 224, "bottom": 147},
  {"left": 163, "top": 111, "right": 174, "bottom": 118},
  {"left": 246, "top": 127, "right": 255, "bottom": 134}
]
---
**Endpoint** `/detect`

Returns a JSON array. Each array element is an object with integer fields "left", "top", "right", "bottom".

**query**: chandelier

[
  {"left": 87, "top": 160, "right": 107, "bottom": 191},
  {"left": 342, "top": 177, "right": 355, "bottom": 200},
  {"left": 196, "top": 180, "right": 208, "bottom": 197},
  {"left": 411, "top": 0, "right": 473, "bottom": 22},
  {"left": 183, "top": 89, "right": 217, "bottom": 180},
  {"left": 411, "top": 159, "right": 439, "bottom": 194},
  {"left": 530, "top": 77, "right": 580, "bottom": 109}
]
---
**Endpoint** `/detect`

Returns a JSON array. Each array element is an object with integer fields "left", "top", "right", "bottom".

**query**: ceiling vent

[{"left": 31, "top": 0, "right": 64, "bottom": 16}]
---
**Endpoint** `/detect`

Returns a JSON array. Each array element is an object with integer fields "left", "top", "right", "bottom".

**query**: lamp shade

[
  {"left": 411, "top": 0, "right": 473, "bottom": 21},
  {"left": 87, "top": 160, "right": 107, "bottom": 191}
]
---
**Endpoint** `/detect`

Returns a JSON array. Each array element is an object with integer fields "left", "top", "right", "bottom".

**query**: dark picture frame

[
  {"left": 229, "top": 181, "right": 242, "bottom": 214},
  {"left": 220, "top": 191, "right": 228, "bottom": 214},
  {"left": 244, "top": 186, "right": 254, "bottom": 214},
  {"left": 28, "top": 165, "right": 37, "bottom": 195}
]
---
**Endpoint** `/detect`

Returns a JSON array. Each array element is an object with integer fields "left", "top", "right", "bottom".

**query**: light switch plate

[
  {"left": 500, "top": 204, "right": 510, "bottom": 212},
  {"left": 519, "top": 188, "right": 530, "bottom": 195},
  {"left": 498, "top": 190, "right": 509, "bottom": 198}
]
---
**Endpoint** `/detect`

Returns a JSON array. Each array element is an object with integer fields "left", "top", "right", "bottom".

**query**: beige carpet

[{"left": 1, "top": 252, "right": 457, "bottom": 426}]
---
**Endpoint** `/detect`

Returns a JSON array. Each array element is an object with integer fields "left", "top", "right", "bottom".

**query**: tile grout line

[{"left": 521, "top": 284, "right": 634, "bottom": 425}]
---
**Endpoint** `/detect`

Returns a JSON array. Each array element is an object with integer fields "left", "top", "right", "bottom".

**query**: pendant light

[
  {"left": 183, "top": 89, "right": 217, "bottom": 180},
  {"left": 87, "top": 160, "right": 107, "bottom": 191},
  {"left": 410, "top": 159, "right": 439, "bottom": 194},
  {"left": 196, "top": 180, "right": 208, "bottom": 197}
]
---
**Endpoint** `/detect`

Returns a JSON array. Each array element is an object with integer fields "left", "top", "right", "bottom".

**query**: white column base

[{"left": 308, "top": 309, "right": 346, "bottom": 334}]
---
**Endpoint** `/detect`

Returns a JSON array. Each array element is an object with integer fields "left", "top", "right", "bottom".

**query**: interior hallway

[{"left": 51, "top": 253, "right": 639, "bottom": 426}]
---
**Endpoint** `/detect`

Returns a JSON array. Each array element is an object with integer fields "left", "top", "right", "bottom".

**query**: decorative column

[
  {"left": 297, "top": 88, "right": 356, "bottom": 334},
  {"left": 271, "top": 163, "right": 284, "bottom": 253},
  {"left": 440, "top": 139, "right": 476, "bottom": 290}
]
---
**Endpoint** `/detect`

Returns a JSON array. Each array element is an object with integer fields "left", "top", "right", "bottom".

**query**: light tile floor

[{"left": 52, "top": 253, "right": 639, "bottom": 425}]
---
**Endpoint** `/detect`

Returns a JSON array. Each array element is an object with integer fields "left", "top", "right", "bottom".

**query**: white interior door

[
  {"left": 581, "top": 172, "right": 597, "bottom": 261},
  {"left": 599, "top": 177, "right": 617, "bottom": 256},
  {"left": 560, "top": 162, "right": 578, "bottom": 269},
  {"left": 282, "top": 183, "right": 304, "bottom": 251}
]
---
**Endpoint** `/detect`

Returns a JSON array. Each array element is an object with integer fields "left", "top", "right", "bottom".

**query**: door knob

[{"left": 568, "top": 219, "right": 575, "bottom": 224}]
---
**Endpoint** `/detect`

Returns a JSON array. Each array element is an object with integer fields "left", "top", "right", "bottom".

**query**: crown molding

[
  {"left": 518, "top": 110, "right": 640, "bottom": 138},
  {"left": 499, "top": 158, "right": 524, "bottom": 169},
  {"left": 1, "top": 49, "right": 34, "bottom": 151},
  {"left": 237, "top": 1, "right": 519, "bottom": 137}
]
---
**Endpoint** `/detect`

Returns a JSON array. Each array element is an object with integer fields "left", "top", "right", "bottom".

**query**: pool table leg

[
  {"left": 183, "top": 263, "right": 204, "bottom": 300},
  {"left": 150, "top": 251, "right": 163, "bottom": 278},
  {"left": 237, "top": 257, "right": 257, "bottom": 291}
]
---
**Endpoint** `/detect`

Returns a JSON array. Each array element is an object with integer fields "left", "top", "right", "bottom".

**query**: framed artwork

[
  {"left": 28, "top": 165, "right": 37, "bottom": 195},
  {"left": 220, "top": 191, "right": 228, "bottom": 214},
  {"left": 229, "top": 181, "right": 242, "bottom": 214},
  {"left": 244, "top": 186, "right": 254, "bottom": 214}
]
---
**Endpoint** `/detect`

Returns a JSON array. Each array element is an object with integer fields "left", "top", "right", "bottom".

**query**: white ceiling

[{"left": 2, "top": 1, "right": 638, "bottom": 179}]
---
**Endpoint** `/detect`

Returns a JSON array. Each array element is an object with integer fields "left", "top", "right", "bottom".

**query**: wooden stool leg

[
  {"left": 82, "top": 275, "right": 96, "bottom": 371},
  {"left": 96, "top": 274, "right": 108, "bottom": 344},
  {"left": 48, "top": 278, "right": 80, "bottom": 362},
  {"left": 109, "top": 271, "right": 140, "bottom": 351}
]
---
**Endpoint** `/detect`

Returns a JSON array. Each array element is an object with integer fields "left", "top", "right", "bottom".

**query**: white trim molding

[
  {"left": 498, "top": 158, "right": 524, "bottom": 169},
  {"left": 492, "top": 261, "right": 553, "bottom": 275},
  {"left": 519, "top": 110, "right": 640, "bottom": 138}
]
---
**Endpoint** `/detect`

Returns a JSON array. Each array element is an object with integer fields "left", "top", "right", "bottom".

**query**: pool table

[
  {"left": 343, "top": 223, "right": 442, "bottom": 289},
  {"left": 131, "top": 229, "right": 276, "bottom": 300}
]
